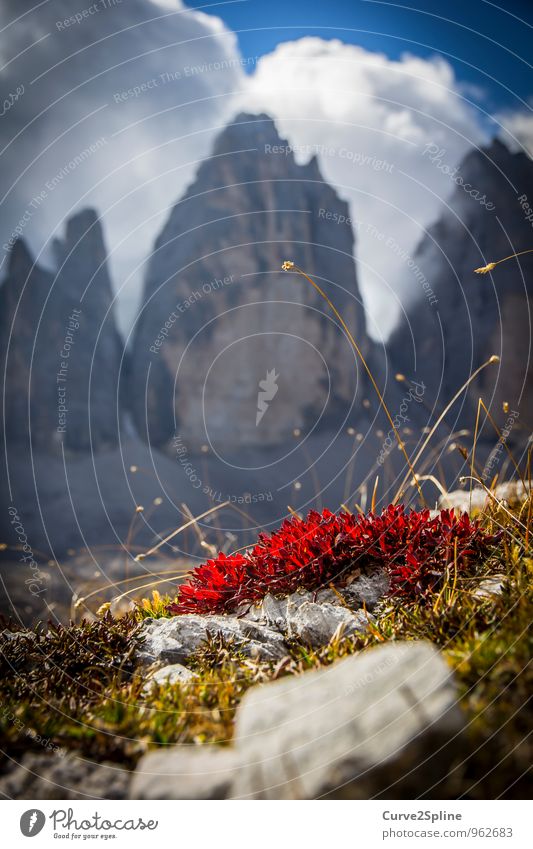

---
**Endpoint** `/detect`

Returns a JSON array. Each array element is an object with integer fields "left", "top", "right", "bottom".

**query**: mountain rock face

[
  {"left": 0, "top": 209, "right": 123, "bottom": 453},
  {"left": 129, "top": 113, "right": 370, "bottom": 451},
  {"left": 388, "top": 139, "right": 533, "bottom": 441}
]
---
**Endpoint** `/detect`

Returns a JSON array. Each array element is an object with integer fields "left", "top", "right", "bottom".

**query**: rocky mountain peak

[
  {"left": 129, "top": 112, "right": 370, "bottom": 451},
  {"left": 7, "top": 238, "right": 33, "bottom": 278},
  {"left": 210, "top": 112, "right": 279, "bottom": 154},
  {"left": 53, "top": 208, "right": 107, "bottom": 271},
  {"left": 388, "top": 138, "right": 533, "bottom": 440},
  {"left": 0, "top": 209, "right": 123, "bottom": 453}
]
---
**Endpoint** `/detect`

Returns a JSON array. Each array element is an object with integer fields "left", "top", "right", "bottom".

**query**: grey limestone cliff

[{"left": 129, "top": 113, "right": 370, "bottom": 450}]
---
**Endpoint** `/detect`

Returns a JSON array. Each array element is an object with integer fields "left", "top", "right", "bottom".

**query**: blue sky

[{"left": 187, "top": 0, "right": 532, "bottom": 112}]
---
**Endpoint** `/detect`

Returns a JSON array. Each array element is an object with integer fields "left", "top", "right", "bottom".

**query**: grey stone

[
  {"left": 130, "top": 747, "right": 238, "bottom": 800},
  {"left": 142, "top": 663, "right": 197, "bottom": 694},
  {"left": 136, "top": 589, "right": 377, "bottom": 667},
  {"left": 131, "top": 641, "right": 465, "bottom": 799},
  {"left": 474, "top": 577, "right": 505, "bottom": 599},
  {"left": 239, "top": 585, "right": 378, "bottom": 647},
  {"left": 232, "top": 640, "right": 464, "bottom": 799},
  {"left": 287, "top": 600, "right": 369, "bottom": 646},
  {"left": 0, "top": 752, "right": 130, "bottom": 800},
  {"left": 136, "top": 613, "right": 289, "bottom": 665},
  {"left": 336, "top": 570, "right": 390, "bottom": 610}
]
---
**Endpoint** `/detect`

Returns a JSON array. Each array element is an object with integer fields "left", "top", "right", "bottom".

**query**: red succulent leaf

[{"left": 167, "top": 506, "right": 500, "bottom": 615}]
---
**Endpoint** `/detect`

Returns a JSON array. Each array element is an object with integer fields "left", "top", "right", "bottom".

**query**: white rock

[
  {"left": 239, "top": 579, "right": 384, "bottom": 647},
  {"left": 287, "top": 601, "right": 369, "bottom": 646},
  {"left": 439, "top": 481, "right": 527, "bottom": 513},
  {"left": 132, "top": 641, "right": 465, "bottom": 799},
  {"left": 142, "top": 663, "right": 197, "bottom": 694},
  {"left": 232, "top": 640, "right": 464, "bottom": 799},
  {"left": 130, "top": 748, "right": 238, "bottom": 800},
  {"left": 136, "top": 614, "right": 289, "bottom": 665},
  {"left": 474, "top": 577, "right": 505, "bottom": 599}
]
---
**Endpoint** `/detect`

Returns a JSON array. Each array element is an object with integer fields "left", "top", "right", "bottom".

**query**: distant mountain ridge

[{"left": 2, "top": 121, "right": 532, "bottom": 462}]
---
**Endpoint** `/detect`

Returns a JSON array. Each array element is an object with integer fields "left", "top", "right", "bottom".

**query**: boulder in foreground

[{"left": 131, "top": 640, "right": 465, "bottom": 799}]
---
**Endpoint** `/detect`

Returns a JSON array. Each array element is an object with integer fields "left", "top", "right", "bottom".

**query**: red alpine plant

[{"left": 167, "top": 506, "right": 499, "bottom": 616}]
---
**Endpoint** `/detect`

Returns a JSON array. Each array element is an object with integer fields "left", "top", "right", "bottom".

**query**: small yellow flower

[
  {"left": 282, "top": 260, "right": 294, "bottom": 271},
  {"left": 474, "top": 262, "right": 497, "bottom": 274}
]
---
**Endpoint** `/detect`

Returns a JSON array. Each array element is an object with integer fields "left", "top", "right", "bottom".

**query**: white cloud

[
  {"left": 0, "top": 0, "right": 245, "bottom": 332},
  {"left": 497, "top": 110, "right": 533, "bottom": 157},
  {"left": 1, "top": 5, "right": 490, "bottom": 339},
  {"left": 240, "top": 38, "right": 487, "bottom": 338}
]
